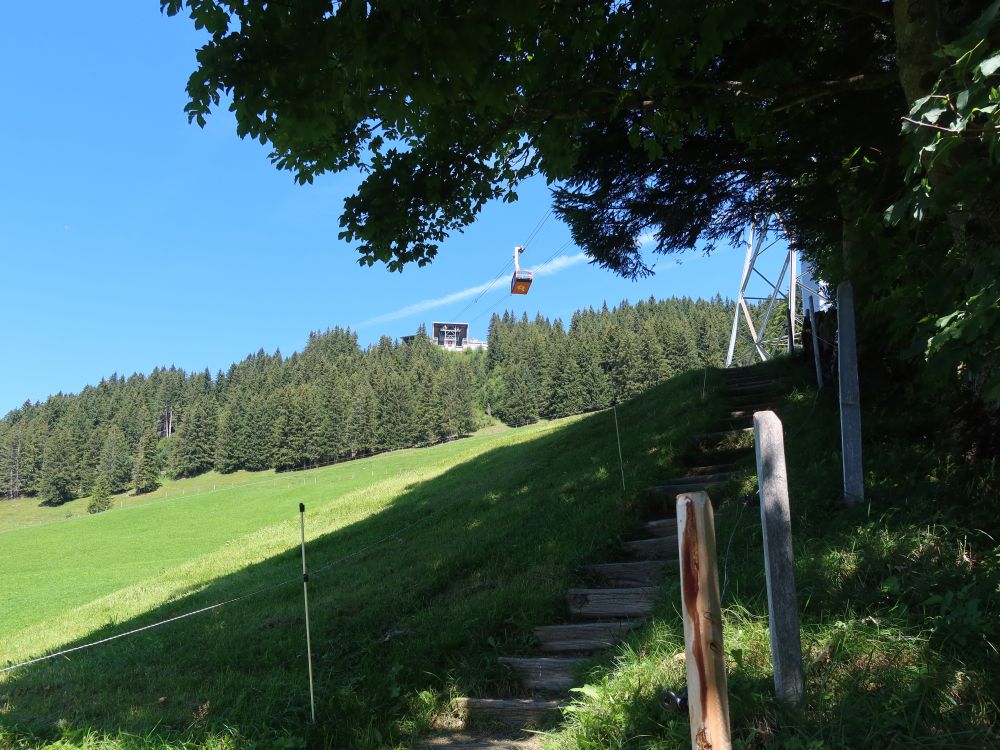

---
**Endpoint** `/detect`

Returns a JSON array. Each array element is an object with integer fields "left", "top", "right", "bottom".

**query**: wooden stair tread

[
  {"left": 621, "top": 536, "right": 677, "bottom": 559},
  {"left": 584, "top": 560, "right": 667, "bottom": 587},
  {"left": 657, "top": 471, "right": 739, "bottom": 485},
  {"left": 421, "top": 731, "right": 543, "bottom": 749},
  {"left": 566, "top": 587, "right": 659, "bottom": 619},
  {"left": 645, "top": 482, "right": 728, "bottom": 504},
  {"left": 682, "top": 463, "right": 740, "bottom": 475},
  {"left": 727, "top": 409, "right": 767, "bottom": 418},
  {"left": 460, "top": 697, "right": 563, "bottom": 726},
  {"left": 723, "top": 376, "right": 783, "bottom": 385},
  {"left": 497, "top": 656, "right": 583, "bottom": 691},
  {"left": 724, "top": 381, "right": 785, "bottom": 391},
  {"left": 726, "top": 395, "right": 775, "bottom": 411},
  {"left": 696, "top": 428, "right": 754, "bottom": 440},
  {"left": 644, "top": 518, "right": 678, "bottom": 536},
  {"left": 534, "top": 621, "right": 639, "bottom": 652}
]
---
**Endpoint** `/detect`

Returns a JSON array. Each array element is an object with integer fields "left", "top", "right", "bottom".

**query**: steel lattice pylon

[{"left": 725, "top": 216, "right": 826, "bottom": 367}]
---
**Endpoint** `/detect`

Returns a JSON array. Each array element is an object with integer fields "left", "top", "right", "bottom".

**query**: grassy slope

[
  {"left": 0, "top": 424, "right": 531, "bottom": 647},
  {"left": 0, "top": 370, "right": 715, "bottom": 749},
  {"left": 0, "top": 423, "right": 559, "bottom": 663},
  {"left": 546, "top": 358, "right": 998, "bottom": 750},
  {"left": 0, "top": 423, "right": 515, "bottom": 534},
  {"left": 5, "top": 361, "right": 995, "bottom": 750}
]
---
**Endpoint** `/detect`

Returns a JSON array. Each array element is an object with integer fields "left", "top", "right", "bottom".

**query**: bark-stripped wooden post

[
  {"left": 753, "top": 411, "right": 805, "bottom": 705},
  {"left": 676, "top": 491, "right": 732, "bottom": 750},
  {"left": 836, "top": 281, "right": 864, "bottom": 505},
  {"left": 808, "top": 297, "right": 823, "bottom": 389}
]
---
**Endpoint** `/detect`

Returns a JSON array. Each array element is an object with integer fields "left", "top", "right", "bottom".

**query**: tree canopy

[
  {"left": 160, "top": 1, "right": 901, "bottom": 269},
  {"left": 162, "top": 0, "right": 999, "bottom": 402}
]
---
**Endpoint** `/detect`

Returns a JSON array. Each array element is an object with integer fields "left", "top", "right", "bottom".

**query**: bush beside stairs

[{"left": 419, "top": 366, "right": 791, "bottom": 749}]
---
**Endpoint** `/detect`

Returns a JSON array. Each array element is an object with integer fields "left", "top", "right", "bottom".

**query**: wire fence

[{"left": 1, "top": 489, "right": 443, "bottom": 677}]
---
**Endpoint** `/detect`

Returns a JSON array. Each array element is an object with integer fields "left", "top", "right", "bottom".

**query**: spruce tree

[
  {"left": 347, "top": 375, "right": 377, "bottom": 457},
  {"left": 318, "top": 367, "right": 350, "bottom": 461},
  {"left": 132, "top": 427, "right": 162, "bottom": 495},
  {"left": 169, "top": 400, "right": 217, "bottom": 478},
  {"left": 549, "top": 356, "right": 587, "bottom": 418},
  {"left": 39, "top": 427, "right": 76, "bottom": 505},
  {"left": 215, "top": 403, "right": 241, "bottom": 473},
  {"left": 99, "top": 426, "right": 133, "bottom": 493},
  {"left": 87, "top": 474, "right": 112, "bottom": 514}
]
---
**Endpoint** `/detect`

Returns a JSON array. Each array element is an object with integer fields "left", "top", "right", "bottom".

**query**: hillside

[
  {"left": 0, "top": 296, "right": 739, "bottom": 507},
  {"left": 3, "top": 357, "right": 995, "bottom": 750},
  {"left": 0, "top": 367, "right": 715, "bottom": 749}
]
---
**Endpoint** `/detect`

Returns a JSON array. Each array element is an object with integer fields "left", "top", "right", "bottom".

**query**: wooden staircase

[{"left": 419, "top": 366, "right": 787, "bottom": 749}]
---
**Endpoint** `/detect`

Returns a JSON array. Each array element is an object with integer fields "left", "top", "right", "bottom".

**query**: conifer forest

[{"left": 0, "top": 296, "right": 735, "bottom": 505}]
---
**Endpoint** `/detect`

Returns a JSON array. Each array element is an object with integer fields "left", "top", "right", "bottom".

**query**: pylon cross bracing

[{"left": 725, "top": 215, "right": 827, "bottom": 367}]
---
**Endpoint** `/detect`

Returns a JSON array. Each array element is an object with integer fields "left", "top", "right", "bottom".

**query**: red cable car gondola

[{"left": 511, "top": 246, "right": 533, "bottom": 295}]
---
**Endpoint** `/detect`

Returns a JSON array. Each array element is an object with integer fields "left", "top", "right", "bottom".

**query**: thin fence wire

[
  {"left": 1, "top": 497, "right": 445, "bottom": 677},
  {"left": 0, "top": 575, "right": 301, "bottom": 675}
]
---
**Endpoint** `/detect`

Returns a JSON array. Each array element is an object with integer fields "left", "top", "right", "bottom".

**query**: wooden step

[
  {"left": 696, "top": 428, "right": 754, "bottom": 441},
  {"left": 724, "top": 363, "right": 767, "bottom": 374},
  {"left": 644, "top": 518, "right": 677, "bottom": 537},
  {"left": 646, "top": 481, "right": 728, "bottom": 504},
  {"left": 727, "top": 409, "right": 764, "bottom": 418},
  {"left": 690, "top": 446, "right": 755, "bottom": 466},
  {"left": 682, "top": 463, "right": 740, "bottom": 476},
  {"left": 622, "top": 536, "right": 677, "bottom": 559},
  {"left": 534, "top": 621, "right": 639, "bottom": 652},
  {"left": 497, "top": 657, "right": 582, "bottom": 691},
  {"left": 724, "top": 383, "right": 779, "bottom": 393},
  {"left": 657, "top": 471, "right": 739, "bottom": 486},
  {"left": 584, "top": 560, "right": 668, "bottom": 587},
  {"left": 725, "top": 400, "right": 778, "bottom": 410},
  {"left": 421, "top": 731, "right": 543, "bottom": 749},
  {"left": 460, "top": 697, "right": 563, "bottom": 727},
  {"left": 723, "top": 375, "right": 783, "bottom": 386},
  {"left": 566, "top": 587, "right": 659, "bottom": 619}
]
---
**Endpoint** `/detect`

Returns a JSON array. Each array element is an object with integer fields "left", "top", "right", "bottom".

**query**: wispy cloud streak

[
  {"left": 532, "top": 252, "right": 588, "bottom": 276},
  {"left": 360, "top": 252, "right": 589, "bottom": 327}
]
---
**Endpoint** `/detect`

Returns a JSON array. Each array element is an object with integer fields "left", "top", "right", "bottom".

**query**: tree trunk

[{"left": 892, "top": 0, "right": 943, "bottom": 104}]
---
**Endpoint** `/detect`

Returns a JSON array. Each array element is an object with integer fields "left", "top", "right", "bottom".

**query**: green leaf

[
  {"left": 923, "top": 107, "right": 947, "bottom": 124},
  {"left": 979, "top": 52, "right": 1000, "bottom": 77}
]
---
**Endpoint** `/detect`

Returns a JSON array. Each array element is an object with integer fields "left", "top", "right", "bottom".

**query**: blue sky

[{"left": 0, "top": 2, "right": 755, "bottom": 415}]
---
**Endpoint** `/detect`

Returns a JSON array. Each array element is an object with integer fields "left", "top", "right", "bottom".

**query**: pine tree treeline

[
  {"left": 483, "top": 296, "right": 733, "bottom": 424},
  {"left": 0, "top": 296, "right": 738, "bottom": 504}
]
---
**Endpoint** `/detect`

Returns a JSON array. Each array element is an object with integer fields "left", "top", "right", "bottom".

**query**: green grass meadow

[
  {"left": 0, "top": 423, "right": 555, "bottom": 650},
  {"left": 2, "top": 362, "right": 997, "bottom": 750},
  {"left": 0, "top": 369, "right": 715, "bottom": 749}
]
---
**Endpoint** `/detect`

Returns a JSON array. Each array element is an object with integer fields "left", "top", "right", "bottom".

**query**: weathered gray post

[
  {"left": 836, "top": 281, "right": 864, "bottom": 504},
  {"left": 808, "top": 297, "right": 823, "bottom": 389},
  {"left": 753, "top": 411, "right": 804, "bottom": 706},
  {"left": 786, "top": 307, "right": 794, "bottom": 355},
  {"left": 676, "top": 491, "right": 732, "bottom": 750}
]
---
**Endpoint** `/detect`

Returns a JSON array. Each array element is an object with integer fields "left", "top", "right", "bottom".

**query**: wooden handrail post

[
  {"left": 753, "top": 411, "right": 805, "bottom": 705},
  {"left": 808, "top": 297, "right": 823, "bottom": 389},
  {"left": 676, "top": 491, "right": 732, "bottom": 750},
  {"left": 836, "top": 281, "right": 864, "bottom": 505}
]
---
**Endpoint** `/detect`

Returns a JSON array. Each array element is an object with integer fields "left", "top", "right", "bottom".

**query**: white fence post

[
  {"left": 299, "top": 503, "right": 317, "bottom": 723},
  {"left": 753, "top": 411, "right": 804, "bottom": 705}
]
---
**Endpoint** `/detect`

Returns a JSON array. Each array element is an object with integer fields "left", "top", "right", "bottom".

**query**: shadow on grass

[
  {"left": 547, "top": 358, "right": 997, "bottom": 749},
  {"left": 0, "top": 371, "right": 720, "bottom": 750}
]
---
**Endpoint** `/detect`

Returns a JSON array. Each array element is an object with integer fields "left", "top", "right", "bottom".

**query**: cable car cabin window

[{"left": 511, "top": 270, "right": 533, "bottom": 295}]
